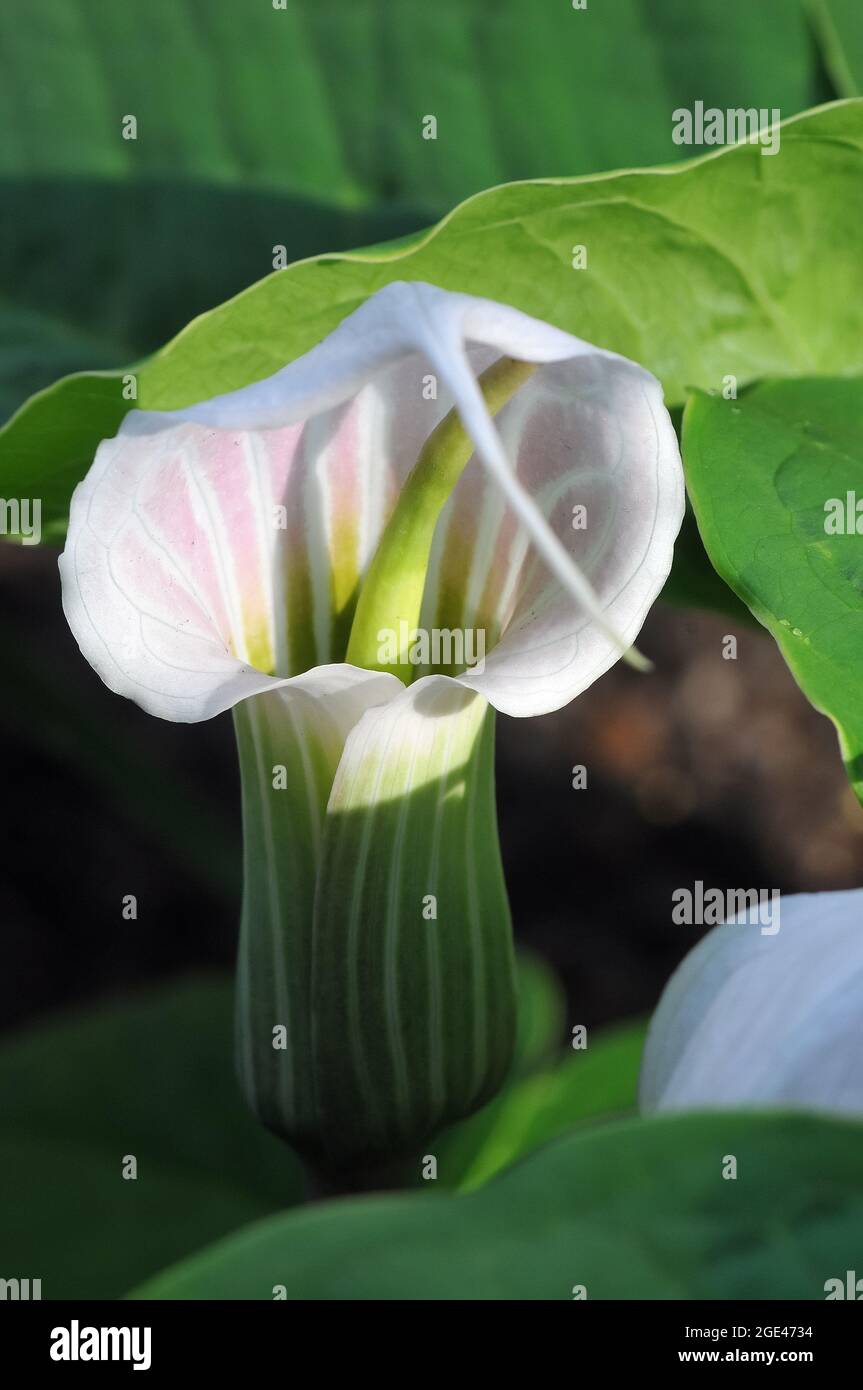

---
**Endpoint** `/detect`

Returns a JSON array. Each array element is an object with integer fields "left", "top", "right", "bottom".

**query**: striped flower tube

[{"left": 60, "top": 282, "right": 683, "bottom": 1183}]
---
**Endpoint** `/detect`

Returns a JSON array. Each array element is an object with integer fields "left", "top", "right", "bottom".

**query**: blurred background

[{"left": 2, "top": 0, "right": 863, "bottom": 1296}]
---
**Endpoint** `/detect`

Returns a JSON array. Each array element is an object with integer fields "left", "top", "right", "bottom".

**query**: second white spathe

[{"left": 641, "top": 889, "right": 863, "bottom": 1116}]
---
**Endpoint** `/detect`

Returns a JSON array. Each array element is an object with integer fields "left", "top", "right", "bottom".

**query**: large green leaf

[
  {"left": 0, "top": 181, "right": 426, "bottom": 421},
  {"left": 132, "top": 1110, "right": 863, "bottom": 1299},
  {"left": 0, "top": 1, "right": 817, "bottom": 197},
  {"left": 0, "top": 0, "right": 822, "bottom": 415},
  {"left": 0, "top": 976, "right": 303, "bottom": 1299},
  {"left": 5, "top": 99, "right": 862, "bottom": 542},
  {"left": 660, "top": 502, "right": 756, "bottom": 621},
  {"left": 683, "top": 377, "right": 863, "bottom": 800},
  {"left": 0, "top": 954, "right": 568, "bottom": 1296}
]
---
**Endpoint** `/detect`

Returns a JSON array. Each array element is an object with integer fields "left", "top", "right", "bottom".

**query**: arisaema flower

[
  {"left": 61, "top": 282, "right": 683, "bottom": 1184},
  {"left": 641, "top": 890, "right": 863, "bottom": 1117}
]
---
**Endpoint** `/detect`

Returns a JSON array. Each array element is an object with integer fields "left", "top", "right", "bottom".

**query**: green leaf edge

[{"left": 6, "top": 97, "right": 861, "bottom": 438}]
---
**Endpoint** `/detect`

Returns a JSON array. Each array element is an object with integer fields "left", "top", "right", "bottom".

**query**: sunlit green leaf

[
  {"left": 683, "top": 376, "right": 863, "bottom": 800},
  {"left": 437, "top": 1020, "right": 645, "bottom": 1192},
  {"left": 4, "top": 100, "right": 861, "bottom": 543}
]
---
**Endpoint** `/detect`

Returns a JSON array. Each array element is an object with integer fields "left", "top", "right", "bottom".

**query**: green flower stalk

[{"left": 60, "top": 282, "right": 684, "bottom": 1185}]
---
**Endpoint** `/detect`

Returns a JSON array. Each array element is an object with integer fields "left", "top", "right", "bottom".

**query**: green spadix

[{"left": 346, "top": 356, "right": 537, "bottom": 683}]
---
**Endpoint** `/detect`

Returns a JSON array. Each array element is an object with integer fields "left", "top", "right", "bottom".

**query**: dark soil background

[{"left": 3, "top": 536, "right": 861, "bottom": 1038}]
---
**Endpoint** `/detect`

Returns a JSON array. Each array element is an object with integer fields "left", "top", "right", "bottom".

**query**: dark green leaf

[
  {"left": 132, "top": 1110, "right": 863, "bottom": 1299},
  {"left": 810, "top": 0, "right": 863, "bottom": 98},
  {"left": 0, "top": 976, "right": 304, "bottom": 1299},
  {"left": 1, "top": 0, "right": 819, "bottom": 412},
  {"left": 0, "top": 1, "right": 817, "bottom": 201},
  {"left": 0, "top": 952, "right": 555, "bottom": 1296}
]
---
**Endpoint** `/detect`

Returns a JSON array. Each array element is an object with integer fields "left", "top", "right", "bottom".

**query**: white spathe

[
  {"left": 640, "top": 889, "right": 863, "bottom": 1116},
  {"left": 60, "top": 281, "right": 684, "bottom": 724}
]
